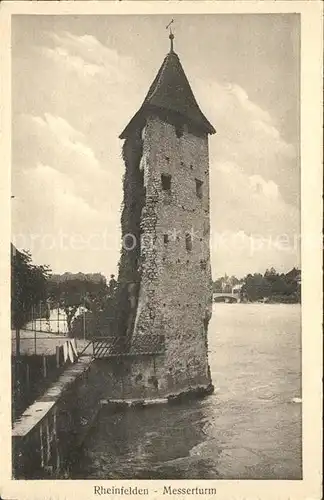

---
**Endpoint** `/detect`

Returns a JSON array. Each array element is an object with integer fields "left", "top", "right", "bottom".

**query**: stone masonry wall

[
  {"left": 132, "top": 116, "right": 213, "bottom": 394},
  {"left": 12, "top": 355, "right": 167, "bottom": 479}
]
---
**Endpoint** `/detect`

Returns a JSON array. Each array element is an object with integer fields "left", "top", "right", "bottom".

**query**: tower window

[
  {"left": 175, "top": 123, "right": 184, "bottom": 138},
  {"left": 200, "top": 260, "right": 207, "bottom": 270},
  {"left": 185, "top": 232, "right": 192, "bottom": 252},
  {"left": 163, "top": 234, "right": 169, "bottom": 244},
  {"left": 161, "top": 174, "right": 171, "bottom": 191},
  {"left": 195, "top": 179, "right": 203, "bottom": 199}
]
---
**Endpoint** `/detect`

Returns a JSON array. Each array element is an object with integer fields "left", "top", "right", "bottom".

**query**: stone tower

[{"left": 117, "top": 33, "right": 215, "bottom": 398}]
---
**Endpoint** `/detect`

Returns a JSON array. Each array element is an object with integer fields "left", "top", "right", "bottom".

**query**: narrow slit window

[
  {"left": 185, "top": 232, "right": 192, "bottom": 252},
  {"left": 200, "top": 260, "right": 207, "bottom": 270},
  {"left": 175, "top": 123, "right": 184, "bottom": 138},
  {"left": 161, "top": 174, "right": 171, "bottom": 191},
  {"left": 163, "top": 234, "right": 169, "bottom": 244},
  {"left": 195, "top": 179, "right": 203, "bottom": 199}
]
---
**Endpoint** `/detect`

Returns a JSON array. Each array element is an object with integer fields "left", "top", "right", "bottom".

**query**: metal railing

[{"left": 80, "top": 335, "right": 166, "bottom": 359}]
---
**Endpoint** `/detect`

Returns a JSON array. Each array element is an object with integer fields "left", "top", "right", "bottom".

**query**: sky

[{"left": 11, "top": 14, "right": 300, "bottom": 279}]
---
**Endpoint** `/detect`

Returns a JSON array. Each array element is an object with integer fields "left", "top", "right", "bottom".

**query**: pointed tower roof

[{"left": 119, "top": 35, "right": 216, "bottom": 139}]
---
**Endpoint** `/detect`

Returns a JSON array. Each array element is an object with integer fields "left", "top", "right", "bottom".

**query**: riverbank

[{"left": 71, "top": 303, "right": 302, "bottom": 480}]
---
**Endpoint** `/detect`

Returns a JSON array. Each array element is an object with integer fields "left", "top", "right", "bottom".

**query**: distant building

[{"left": 232, "top": 284, "right": 243, "bottom": 295}]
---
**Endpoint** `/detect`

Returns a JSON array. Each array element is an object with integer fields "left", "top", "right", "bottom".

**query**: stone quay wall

[
  {"left": 12, "top": 353, "right": 172, "bottom": 479},
  {"left": 12, "top": 356, "right": 99, "bottom": 479},
  {"left": 13, "top": 349, "right": 214, "bottom": 478}
]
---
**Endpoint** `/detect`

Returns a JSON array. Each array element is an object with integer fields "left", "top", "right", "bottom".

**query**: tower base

[
  {"left": 90, "top": 352, "right": 213, "bottom": 405},
  {"left": 167, "top": 382, "right": 214, "bottom": 404},
  {"left": 99, "top": 383, "right": 215, "bottom": 412}
]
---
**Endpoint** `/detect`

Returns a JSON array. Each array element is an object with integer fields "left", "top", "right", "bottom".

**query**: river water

[{"left": 71, "top": 303, "right": 302, "bottom": 480}]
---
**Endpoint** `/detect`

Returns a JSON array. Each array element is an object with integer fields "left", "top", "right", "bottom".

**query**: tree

[
  {"left": 212, "top": 278, "right": 223, "bottom": 293},
  {"left": 11, "top": 245, "right": 51, "bottom": 355},
  {"left": 265, "top": 267, "right": 277, "bottom": 278},
  {"left": 241, "top": 268, "right": 300, "bottom": 303},
  {"left": 269, "top": 273, "right": 288, "bottom": 295},
  {"left": 108, "top": 274, "right": 118, "bottom": 296},
  {"left": 242, "top": 273, "right": 271, "bottom": 302},
  {"left": 47, "top": 275, "right": 112, "bottom": 335}
]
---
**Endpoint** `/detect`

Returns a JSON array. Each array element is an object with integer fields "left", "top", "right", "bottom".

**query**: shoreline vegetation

[
  {"left": 11, "top": 245, "right": 301, "bottom": 343},
  {"left": 212, "top": 267, "right": 301, "bottom": 304}
]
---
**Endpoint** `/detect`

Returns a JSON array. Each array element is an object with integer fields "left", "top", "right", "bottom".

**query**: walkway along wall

[
  {"left": 13, "top": 356, "right": 95, "bottom": 479},
  {"left": 12, "top": 348, "right": 214, "bottom": 479}
]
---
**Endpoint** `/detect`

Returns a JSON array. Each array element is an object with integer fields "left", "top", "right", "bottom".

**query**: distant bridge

[{"left": 213, "top": 292, "right": 240, "bottom": 303}]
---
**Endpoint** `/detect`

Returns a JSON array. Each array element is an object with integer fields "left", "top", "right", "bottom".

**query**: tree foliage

[
  {"left": 47, "top": 275, "right": 117, "bottom": 334},
  {"left": 213, "top": 267, "right": 301, "bottom": 303},
  {"left": 48, "top": 278, "right": 102, "bottom": 332},
  {"left": 11, "top": 246, "right": 51, "bottom": 330}
]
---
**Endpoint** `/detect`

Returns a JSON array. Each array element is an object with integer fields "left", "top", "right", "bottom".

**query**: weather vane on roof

[{"left": 166, "top": 19, "right": 175, "bottom": 52}]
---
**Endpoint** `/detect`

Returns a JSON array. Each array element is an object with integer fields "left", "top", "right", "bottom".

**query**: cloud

[
  {"left": 13, "top": 112, "right": 122, "bottom": 209},
  {"left": 13, "top": 161, "right": 103, "bottom": 230},
  {"left": 41, "top": 46, "right": 103, "bottom": 77},
  {"left": 31, "top": 113, "right": 83, "bottom": 139},
  {"left": 29, "top": 164, "right": 100, "bottom": 227},
  {"left": 194, "top": 79, "right": 299, "bottom": 206},
  {"left": 12, "top": 111, "right": 123, "bottom": 276},
  {"left": 12, "top": 29, "right": 135, "bottom": 276},
  {"left": 24, "top": 30, "right": 145, "bottom": 162},
  {"left": 13, "top": 162, "right": 95, "bottom": 237},
  {"left": 194, "top": 77, "right": 301, "bottom": 275},
  {"left": 210, "top": 229, "right": 300, "bottom": 278},
  {"left": 43, "top": 31, "right": 136, "bottom": 84},
  {"left": 49, "top": 32, "right": 118, "bottom": 65},
  {"left": 12, "top": 27, "right": 300, "bottom": 277},
  {"left": 211, "top": 161, "right": 299, "bottom": 239},
  {"left": 12, "top": 161, "right": 121, "bottom": 275},
  {"left": 249, "top": 175, "right": 279, "bottom": 199},
  {"left": 30, "top": 113, "right": 101, "bottom": 169}
]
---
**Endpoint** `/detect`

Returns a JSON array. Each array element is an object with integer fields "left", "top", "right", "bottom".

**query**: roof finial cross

[{"left": 166, "top": 19, "right": 175, "bottom": 52}]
